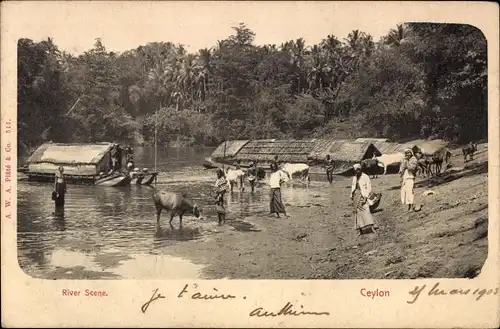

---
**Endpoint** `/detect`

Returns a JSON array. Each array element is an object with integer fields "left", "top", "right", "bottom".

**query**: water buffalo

[
  {"left": 361, "top": 159, "right": 384, "bottom": 178},
  {"left": 153, "top": 190, "right": 201, "bottom": 228},
  {"left": 281, "top": 163, "right": 310, "bottom": 187},
  {"left": 462, "top": 142, "right": 478, "bottom": 162}
]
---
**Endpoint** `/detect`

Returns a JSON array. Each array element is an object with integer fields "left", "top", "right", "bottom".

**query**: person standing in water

[
  {"left": 52, "top": 166, "right": 67, "bottom": 208},
  {"left": 399, "top": 148, "right": 418, "bottom": 212},
  {"left": 247, "top": 160, "right": 258, "bottom": 193},
  {"left": 269, "top": 163, "right": 288, "bottom": 218},
  {"left": 325, "top": 154, "right": 335, "bottom": 184},
  {"left": 350, "top": 164, "right": 376, "bottom": 236},
  {"left": 213, "top": 168, "right": 229, "bottom": 225}
]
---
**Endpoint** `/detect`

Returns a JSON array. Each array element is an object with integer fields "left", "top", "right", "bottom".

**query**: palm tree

[
  {"left": 345, "top": 30, "right": 363, "bottom": 53},
  {"left": 197, "top": 48, "right": 212, "bottom": 101},
  {"left": 306, "top": 45, "right": 329, "bottom": 94},
  {"left": 385, "top": 24, "right": 411, "bottom": 47},
  {"left": 291, "top": 38, "right": 307, "bottom": 94},
  {"left": 176, "top": 54, "right": 199, "bottom": 102}
]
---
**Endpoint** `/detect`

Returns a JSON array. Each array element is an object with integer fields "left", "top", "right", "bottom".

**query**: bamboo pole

[
  {"left": 222, "top": 140, "right": 227, "bottom": 171},
  {"left": 154, "top": 102, "right": 158, "bottom": 184}
]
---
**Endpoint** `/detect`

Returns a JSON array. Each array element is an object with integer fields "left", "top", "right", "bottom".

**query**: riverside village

[{"left": 17, "top": 22, "right": 488, "bottom": 280}]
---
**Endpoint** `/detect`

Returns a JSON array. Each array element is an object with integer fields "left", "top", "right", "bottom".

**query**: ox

[
  {"left": 462, "top": 142, "right": 478, "bottom": 162},
  {"left": 153, "top": 190, "right": 202, "bottom": 228},
  {"left": 415, "top": 153, "right": 432, "bottom": 178},
  {"left": 361, "top": 159, "right": 384, "bottom": 178},
  {"left": 375, "top": 152, "right": 404, "bottom": 175},
  {"left": 226, "top": 168, "right": 246, "bottom": 192},
  {"left": 430, "top": 148, "right": 452, "bottom": 174},
  {"left": 281, "top": 163, "right": 310, "bottom": 187}
]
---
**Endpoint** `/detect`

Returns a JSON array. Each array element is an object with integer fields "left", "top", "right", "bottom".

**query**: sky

[{"left": 6, "top": 1, "right": 406, "bottom": 55}]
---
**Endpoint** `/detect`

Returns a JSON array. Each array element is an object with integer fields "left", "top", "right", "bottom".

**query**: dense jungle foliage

[{"left": 18, "top": 23, "right": 487, "bottom": 154}]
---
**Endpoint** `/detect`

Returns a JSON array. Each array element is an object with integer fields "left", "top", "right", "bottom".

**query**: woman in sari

[
  {"left": 269, "top": 163, "right": 288, "bottom": 218},
  {"left": 213, "top": 168, "right": 229, "bottom": 225},
  {"left": 52, "top": 166, "right": 67, "bottom": 208},
  {"left": 350, "top": 164, "right": 376, "bottom": 236},
  {"left": 399, "top": 148, "right": 418, "bottom": 212}
]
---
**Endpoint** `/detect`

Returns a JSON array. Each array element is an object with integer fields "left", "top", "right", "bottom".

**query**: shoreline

[{"left": 154, "top": 145, "right": 489, "bottom": 280}]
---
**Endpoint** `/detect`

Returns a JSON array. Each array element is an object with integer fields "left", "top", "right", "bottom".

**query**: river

[{"left": 17, "top": 146, "right": 336, "bottom": 280}]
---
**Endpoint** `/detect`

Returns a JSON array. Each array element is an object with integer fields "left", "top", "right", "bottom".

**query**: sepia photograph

[
  {"left": 15, "top": 18, "right": 489, "bottom": 281},
  {"left": 2, "top": 1, "right": 499, "bottom": 328}
]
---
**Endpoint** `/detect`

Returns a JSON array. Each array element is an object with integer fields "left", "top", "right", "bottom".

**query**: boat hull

[
  {"left": 95, "top": 173, "right": 131, "bottom": 187},
  {"left": 202, "top": 157, "right": 221, "bottom": 169},
  {"left": 131, "top": 172, "right": 158, "bottom": 186}
]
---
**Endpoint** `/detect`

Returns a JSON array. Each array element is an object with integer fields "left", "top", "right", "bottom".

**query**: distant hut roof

[
  {"left": 372, "top": 141, "right": 402, "bottom": 154},
  {"left": 412, "top": 139, "right": 449, "bottom": 155},
  {"left": 309, "top": 140, "right": 382, "bottom": 162},
  {"left": 211, "top": 140, "right": 250, "bottom": 158},
  {"left": 332, "top": 141, "right": 382, "bottom": 162},
  {"left": 396, "top": 139, "right": 426, "bottom": 152},
  {"left": 235, "top": 139, "right": 320, "bottom": 163},
  {"left": 355, "top": 138, "right": 389, "bottom": 143},
  {"left": 27, "top": 142, "right": 115, "bottom": 165}
]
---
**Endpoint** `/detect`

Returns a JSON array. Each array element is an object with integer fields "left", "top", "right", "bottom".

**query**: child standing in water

[{"left": 52, "top": 166, "right": 67, "bottom": 208}]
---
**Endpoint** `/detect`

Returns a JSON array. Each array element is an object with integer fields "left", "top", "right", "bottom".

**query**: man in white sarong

[
  {"left": 399, "top": 148, "right": 418, "bottom": 212},
  {"left": 350, "top": 164, "right": 377, "bottom": 236}
]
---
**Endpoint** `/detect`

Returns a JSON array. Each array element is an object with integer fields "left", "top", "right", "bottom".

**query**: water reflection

[
  {"left": 52, "top": 207, "right": 66, "bottom": 231},
  {"left": 154, "top": 225, "right": 202, "bottom": 242},
  {"left": 17, "top": 146, "right": 335, "bottom": 279}
]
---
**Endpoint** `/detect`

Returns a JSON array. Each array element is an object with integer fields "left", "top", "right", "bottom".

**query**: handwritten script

[
  {"left": 407, "top": 282, "right": 499, "bottom": 304},
  {"left": 141, "top": 284, "right": 330, "bottom": 317}
]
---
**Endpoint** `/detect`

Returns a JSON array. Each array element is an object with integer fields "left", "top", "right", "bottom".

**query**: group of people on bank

[
  {"left": 212, "top": 149, "right": 419, "bottom": 236},
  {"left": 211, "top": 156, "right": 290, "bottom": 225}
]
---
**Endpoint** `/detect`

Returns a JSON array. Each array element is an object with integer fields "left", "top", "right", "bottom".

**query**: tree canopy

[{"left": 17, "top": 23, "right": 487, "bottom": 154}]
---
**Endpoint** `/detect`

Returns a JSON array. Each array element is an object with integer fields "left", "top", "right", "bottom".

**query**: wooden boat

[
  {"left": 130, "top": 171, "right": 159, "bottom": 186},
  {"left": 202, "top": 157, "right": 222, "bottom": 169},
  {"left": 95, "top": 172, "right": 132, "bottom": 187},
  {"left": 17, "top": 165, "right": 29, "bottom": 174},
  {"left": 24, "top": 142, "right": 131, "bottom": 187}
]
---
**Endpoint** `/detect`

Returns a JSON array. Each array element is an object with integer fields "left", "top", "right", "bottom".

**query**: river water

[{"left": 17, "top": 146, "right": 335, "bottom": 280}]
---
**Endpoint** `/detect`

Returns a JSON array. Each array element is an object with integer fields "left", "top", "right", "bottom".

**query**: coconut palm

[
  {"left": 290, "top": 38, "right": 307, "bottom": 94},
  {"left": 385, "top": 24, "right": 411, "bottom": 47},
  {"left": 197, "top": 48, "right": 212, "bottom": 101}
]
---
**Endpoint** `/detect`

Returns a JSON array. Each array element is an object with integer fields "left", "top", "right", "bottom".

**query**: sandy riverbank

[{"left": 158, "top": 144, "right": 489, "bottom": 280}]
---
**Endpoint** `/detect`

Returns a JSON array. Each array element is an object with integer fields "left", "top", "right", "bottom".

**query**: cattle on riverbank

[
  {"left": 281, "top": 163, "right": 310, "bottom": 187},
  {"left": 153, "top": 190, "right": 202, "bottom": 228}
]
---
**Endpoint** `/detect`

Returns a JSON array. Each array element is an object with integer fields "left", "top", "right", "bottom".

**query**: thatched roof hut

[
  {"left": 353, "top": 138, "right": 405, "bottom": 155},
  {"left": 210, "top": 140, "right": 250, "bottom": 159},
  {"left": 371, "top": 141, "right": 401, "bottom": 154},
  {"left": 308, "top": 140, "right": 382, "bottom": 174},
  {"left": 412, "top": 139, "right": 449, "bottom": 155},
  {"left": 27, "top": 142, "right": 116, "bottom": 176},
  {"left": 234, "top": 139, "right": 321, "bottom": 164},
  {"left": 355, "top": 138, "right": 389, "bottom": 143}
]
